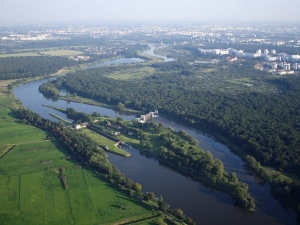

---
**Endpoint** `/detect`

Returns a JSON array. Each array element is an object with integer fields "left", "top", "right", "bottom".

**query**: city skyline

[{"left": 1, "top": 0, "right": 300, "bottom": 25}]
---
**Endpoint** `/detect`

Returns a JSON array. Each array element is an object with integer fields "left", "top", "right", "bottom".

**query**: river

[{"left": 14, "top": 47, "right": 298, "bottom": 225}]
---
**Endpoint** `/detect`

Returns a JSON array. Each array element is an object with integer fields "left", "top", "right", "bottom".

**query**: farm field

[
  {"left": 80, "top": 129, "right": 131, "bottom": 157},
  {"left": 0, "top": 89, "right": 158, "bottom": 225},
  {"left": 0, "top": 49, "right": 83, "bottom": 58}
]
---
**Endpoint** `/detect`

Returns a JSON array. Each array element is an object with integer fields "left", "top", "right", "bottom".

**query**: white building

[
  {"left": 289, "top": 55, "right": 300, "bottom": 61},
  {"left": 265, "top": 56, "right": 277, "bottom": 61},
  {"left": 292, "top": 63, "right": 300, "bottom": 70},
  {"left": 264, "top": 49, "right": 269, "bottom": 55},
  {"left": 256, "top": 49, "right": 262, "bottom": 55}
]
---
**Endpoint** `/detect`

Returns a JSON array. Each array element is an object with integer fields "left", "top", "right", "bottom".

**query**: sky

[{"left": 1, "top": 0, "right": 300, "bottom": 25}]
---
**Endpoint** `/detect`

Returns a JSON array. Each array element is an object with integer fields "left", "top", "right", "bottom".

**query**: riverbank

[
  {"left": 13, "top": 54, "right": 299, "bottom": 224},
  {"left": 2, "top": 76, "right": 194, "bottom": 225},
  {"left": 211, "top": 131, "right": 300, "bottom": 218},
  {"left": 60, "top": 94, "right": 141, "bottom": 115}
]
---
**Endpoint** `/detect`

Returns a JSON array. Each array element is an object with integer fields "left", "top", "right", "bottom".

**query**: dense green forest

[
  {"left": 0, "top": 56, "right": 76, "bottom": 80},
  {"left": 57, "top": 63, "right": 300, "bottom": 175},
  {"left": 4, "top": 23, "right": 300, "bottom": 222},
  {"left": 38, "top": 44, "right": 300, "bottom": 215}
]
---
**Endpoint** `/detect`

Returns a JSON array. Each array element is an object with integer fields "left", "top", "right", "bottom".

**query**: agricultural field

[
  {"left": 80, "top": 129, "right": 131, "bottom": 157},
  {"left": 0, "top": 52, "right": 41, "bottom": 58},
  {"left": 0, "top": 49, "right": 83, "bottom": 58},
  {"left": 0, "top": 121, "right": 47, "bottom": 145},
  {"left": 40, "top": 49, "right": 83, "bottom": 57},
  {"left": 104, "top": 66, "right": 155, "bottom": 80},
  {"left": 0, "top": 140, "right": 156, "bottom": 225},
  {"left": 0, "top": 88, "right": 158, "bottom": 225}
]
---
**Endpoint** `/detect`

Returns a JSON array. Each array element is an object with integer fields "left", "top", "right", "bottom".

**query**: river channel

[{"left": 14, "top": 47, "right": 297, "bottom": 225}]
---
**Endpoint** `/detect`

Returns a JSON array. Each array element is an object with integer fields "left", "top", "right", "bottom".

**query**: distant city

[{"left": 1, "top": 24, "right": 300, "bottom": 75}]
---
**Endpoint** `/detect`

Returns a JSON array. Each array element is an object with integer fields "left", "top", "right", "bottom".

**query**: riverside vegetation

[
  {"left": 58, "top": 107, "right": 255, "bottom": 210},
  {"left": 2, "top": 31, "right": 300, "bottom": 221},
  {"left": 0, "top": 70, "right": 194, "bottom": 224},
  {"left": 40, "top": 44, "right": 300, "bottom": 216}
]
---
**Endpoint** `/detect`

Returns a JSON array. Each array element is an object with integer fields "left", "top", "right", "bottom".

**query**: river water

[{"left": 13, "top": 48, "right": 298, "bottom": 225}]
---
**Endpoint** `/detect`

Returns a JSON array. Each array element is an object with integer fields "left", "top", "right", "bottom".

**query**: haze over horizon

[{"left": 1, "top": 0, "right": 300, "bottom": 26}]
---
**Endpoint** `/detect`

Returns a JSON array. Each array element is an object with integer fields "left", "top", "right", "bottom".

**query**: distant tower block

[
  {"left": 256, "top": 49, "right": 261, "bottom": 55},
  {"left": 161, "top": 41, "right": 163, "bottom": 45},
  {"left": 264, "top": 49, "right": 269, "bottom": 55}
]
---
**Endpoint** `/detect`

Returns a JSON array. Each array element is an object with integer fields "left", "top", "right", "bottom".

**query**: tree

[
  {"left": 117, "top": 102, "right": 125, "bottom": 111},
  {"left": 173, "top": 208, "right": 186, "bottom": 220},
  {"left": 134, "top": 183, "right": 142, "bottom": 195}
]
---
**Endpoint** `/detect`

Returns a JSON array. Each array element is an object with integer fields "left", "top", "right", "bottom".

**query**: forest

[
  {"left": 0, "top": 56, "right": 76, "bottom": 80},
  {"left": 38, "top": 50, "right": 300, "bottom": 215},
  {"left": 57, "top": 62, "right": 300, "bottom": 175}
]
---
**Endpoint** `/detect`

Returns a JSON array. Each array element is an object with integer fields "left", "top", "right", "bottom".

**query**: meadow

[
  {"left": 80, "top": 129, "right": 131, "bottom": 157},
  {"left": 0, "top": 49, "right": 83, "bottom": 58},
  {"left": 0, "top": 88, "right": 160, "bottom": 225}
]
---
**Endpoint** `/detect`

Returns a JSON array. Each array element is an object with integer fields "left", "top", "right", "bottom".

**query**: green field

[
  {"left": 104, "top": 66, "right": 155, "bottom": 80},
  {"left": 0, "top": 140, "right": 155, "bottom": 225},
  {"left": 0, "top": 89, "right": 159, "bottom": 225},
  {"left": 0, "top": 121, "right": 47, "bottom": 145},
  {"left": 80, "top": 129, "right": 131, "bottom": 157},
  {"left": 0, "top": 49, "right": 83, "bottom": 58},
  {"left": 0, "top": 52, "right": 41, "bottom": 58},
  {"left": 40, "top": 49, "right": 83, "bottom": 57}
]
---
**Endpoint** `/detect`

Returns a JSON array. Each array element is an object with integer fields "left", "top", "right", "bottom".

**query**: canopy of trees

[
  {"left": 59, "top": 64, "right": 300, "bottom": 175},
  {"left": 0, "top": 56, "right": 76, "bottom": 80}
]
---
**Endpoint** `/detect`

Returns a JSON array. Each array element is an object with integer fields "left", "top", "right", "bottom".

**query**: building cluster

[
  {"left": 200, "top": 47, "right": 300, "bottom": 75},
  {"left": 69, "top": 55, "right": 90, "bottom": 61},
  {"left": 137, "top": 110, "right": 158, "bottom": 123}
]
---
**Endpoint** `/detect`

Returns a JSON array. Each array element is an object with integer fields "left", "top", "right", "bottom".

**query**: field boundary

[{"left": 0, "top": 145, "right": 16, "bottom": 159}]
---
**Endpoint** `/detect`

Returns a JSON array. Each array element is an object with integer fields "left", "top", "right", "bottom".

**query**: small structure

[
  {"left": 137, "top": 110, "right": 158, "bottom": 123},
  {"left": 74, "top": 122, "right": 89, "bottom": 130}
]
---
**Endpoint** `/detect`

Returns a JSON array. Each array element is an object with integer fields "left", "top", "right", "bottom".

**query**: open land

[{"left": 0, "top": 86, "right": 163, "bottom": 225}]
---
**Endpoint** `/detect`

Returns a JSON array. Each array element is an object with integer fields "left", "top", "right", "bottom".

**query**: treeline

[
  {"left": 58, "top": 107, "right": 255, "bottom": 210},
  {"left": 58, "top": 67, "right": 300, "bottom": 175},
  {"left": 39, "top": 82, "right": 60, "bottom": 99},
  {"left": 45, "top": 56, "right": 300, "bottom": 214},
  {"left": 245, "top": 155, "right": 300, "bottom": 211},
  {"left": 16, "top": 108, "right": 196, "bottom": 225},
  {"left": 0, "top": 56, "right": 76, "bottom": 80},
  {"left": 146, "top": 129, "right": 255, "bottom": 210}
]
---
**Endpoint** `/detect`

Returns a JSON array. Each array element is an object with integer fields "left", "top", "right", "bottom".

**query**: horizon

[{"left": 1, "top": 0, "right": 300, "bottom": 26}]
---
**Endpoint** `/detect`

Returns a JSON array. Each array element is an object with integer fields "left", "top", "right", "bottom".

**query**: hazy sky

[{"left": 1, "top": 0, "right": 300, "bottom": 25}]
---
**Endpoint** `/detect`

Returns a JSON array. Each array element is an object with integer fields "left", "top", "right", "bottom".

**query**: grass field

[
  {"left": 0, "top": 121, "right": 47, "bottom": 145},
  {"left": 0, "top": 49, "right": 83, "bottom": 58},
  {"left": 0, "top": 52, "right": 41, "bottom": 58},
  {"left": 0, "top": 86, "right": 159, "bottom": 225},
  {"left": 104, "top": 66, "right": 155, "bottom": 80},
  {"left": 0, "top": 140, "right": 155, "bottom": 225},
  {"left": 40, "top": 50, "right": 83, "bottom": 57},
  {"left": 80, "top": 129, "right": 131, "bottom": 157}
]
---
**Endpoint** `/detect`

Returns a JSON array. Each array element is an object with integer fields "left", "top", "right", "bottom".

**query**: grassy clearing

[
  {"left": 0, "top": 52, "right": 41, "bottom": 58},
  {"left": 104, "top": 67, "right": 155, "bottom": 80},
  {"left": 0, "top": 121, "right": 47, "bottom": 145},
  {"left": 80, "top": 129, "right": 130, "bottom": 157},
  {"left": 0, "top": 49, "right": 83, "bottom": 58},
  {"left": 40, "top": 50, "right": 83, "bottom": 57},
  {"left": 0, "top": 80, "right": 14, "bottom": 88}
]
